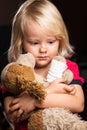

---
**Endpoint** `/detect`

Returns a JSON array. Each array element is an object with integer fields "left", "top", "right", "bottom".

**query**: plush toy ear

[
  {"left": 16, "top": 53, "right": 35, "bottom": 68},
  {"left": 1, "top": 63, "right": 14, "bottom": 83},
  {"left": 54, "top": 55, "right": 66, "bottom": 62},
  {"left": 63, "top": 69, "right": 73, "bottom": 84}
]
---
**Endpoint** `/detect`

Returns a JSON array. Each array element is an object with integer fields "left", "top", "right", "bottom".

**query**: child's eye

[
  {"left": 30, "top": 41, "right": 39, "bottom": 45},
  {"left": 32, "top": 42, "right": 39, "bottom": 45},
  {"left": 48, "top": 40, "right": 55, "bottom": 44}
]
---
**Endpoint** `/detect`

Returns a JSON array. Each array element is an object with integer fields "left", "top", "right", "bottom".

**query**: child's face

[{"left": 23, "top": 20, "right": 59, "bottom": 68}]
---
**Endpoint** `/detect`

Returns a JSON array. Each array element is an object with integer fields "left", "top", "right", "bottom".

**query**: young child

[{"left": 2, "top": 0, "right": 85, "bottom": 129}]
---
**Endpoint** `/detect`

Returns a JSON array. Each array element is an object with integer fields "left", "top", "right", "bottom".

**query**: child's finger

[
  {"left": 9, "top": 103, "right": 20, "bottom": 112},
  {"left": 16, "top": 108, "right": 24, "bottom": 117},
  {"left": 66, "top": 85, "right": 76, "bottom": 95},
  {"left": 64, "top": 85, "right": 75, "bottom": 92},
  {"left": 70, "top": 89, "right": 76, "bottom": 95}
]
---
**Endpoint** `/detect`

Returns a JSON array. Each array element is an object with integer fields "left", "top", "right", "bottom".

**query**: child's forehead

[
  {"left": 23, "top": 19, "right": 48, "bottom": 33},
  {"left": 22, "top": 17, "right": 63, "bottom": 41}
]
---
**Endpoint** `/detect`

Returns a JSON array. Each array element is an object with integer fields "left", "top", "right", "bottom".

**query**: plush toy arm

[
  {"left": 46, "top": 56, "right": 73, "bottom": 84},
  {"left": 46, "top": 58, "right": 67, "bottom": 82}
]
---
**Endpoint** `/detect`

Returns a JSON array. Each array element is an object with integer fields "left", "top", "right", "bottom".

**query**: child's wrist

[
  {"left": 45, "top": 87, "right": 51, "bottom": 94},
  {"left": 35, "top": 97, "right": 46, "bottom": 108},
  {"left": 34, "top": 100, "right": 40, "bottom": 108}
]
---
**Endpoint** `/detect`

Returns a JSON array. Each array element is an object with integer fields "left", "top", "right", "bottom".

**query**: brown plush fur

[
  {"left": 28, "top": 109, "right": 44, "bottom": 130},
  {"left": 1, "top": 63, "right": 46, "bottom": 102},
  {"left": 3, "top": 63, "right": 35, "bottom": 94}
]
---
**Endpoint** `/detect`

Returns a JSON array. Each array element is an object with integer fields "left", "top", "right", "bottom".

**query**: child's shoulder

[
  {"left": 66, "top": 59, "right": 79, "bottom": 70},
  {"left": 66, "top": 59, "right": 78, "bottom": 66},
  {"left": 66, "top": 59, "right": 84, "bottom": 83}
]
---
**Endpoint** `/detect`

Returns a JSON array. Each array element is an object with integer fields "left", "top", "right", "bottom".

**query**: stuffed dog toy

[{"left": 1, "top": 53, "right": 87, "bottom": 130}]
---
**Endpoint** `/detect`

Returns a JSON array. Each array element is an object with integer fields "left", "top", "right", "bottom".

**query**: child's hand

[
  {"left": 68, "top": 84, "right": 76, "bottom": 95},
  {"left": 46, "top": 78, "right": 76, "bottom": 95},
  {"left": 4, "top": 96, "right": 20, "bottom": 123},
  {"left": 8, "top": 91, "right": 36, "bottom": 122}
]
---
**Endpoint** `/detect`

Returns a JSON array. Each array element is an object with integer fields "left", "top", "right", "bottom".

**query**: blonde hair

[{"left": 8, "top": 0, "right": 74, "bottom": 62}]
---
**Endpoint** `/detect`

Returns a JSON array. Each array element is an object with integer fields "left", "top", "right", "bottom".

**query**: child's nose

[{"left": 39, "top": 44, "right": 47, "bottom": 53}]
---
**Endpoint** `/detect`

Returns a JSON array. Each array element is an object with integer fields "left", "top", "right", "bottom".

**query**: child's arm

[
  {"left": 46, "top": 78, "right": 76, "bottom": 95},
  {"left": 3, "top": 79, "right": 84, "bottom": 123},
  {"left": 36, "top": 83, "right": 84, "bottom": 113}
]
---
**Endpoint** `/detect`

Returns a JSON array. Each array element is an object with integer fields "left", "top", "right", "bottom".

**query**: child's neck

[{"left": 35, "top": 65, "right": 50, "bottom": 78}]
